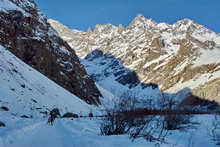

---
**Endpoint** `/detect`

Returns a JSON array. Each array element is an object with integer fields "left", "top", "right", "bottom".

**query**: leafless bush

[
  {"left": 100, "top": 110, "right": 132, "bottom": 135},
  {"left": 100, "top": 91, "right": 195, "bottom": 142},
  {"left": 100, "top": 92, "right": 139, "bottom": 135},
  {"left": 160, "top": 93, "right": 193, "bottom": 131},
  {"left": 129, "top": 115, "right": 168, "bottom": 142},
  {"left": 100, "top": 92, "right": 168, "bottom": 142}
]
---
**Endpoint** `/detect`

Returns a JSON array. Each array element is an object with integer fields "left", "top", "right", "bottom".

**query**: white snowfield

[
  {"left": 0, "top": 112, "right": 218, "bottom": 147},
  {"left": 193, "top": 48, "right": 220, "bottom": 67}
]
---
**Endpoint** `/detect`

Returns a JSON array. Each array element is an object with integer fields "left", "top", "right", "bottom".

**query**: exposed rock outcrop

[{"left": 0, "top": 0, "right": 102, "bottom": 105}]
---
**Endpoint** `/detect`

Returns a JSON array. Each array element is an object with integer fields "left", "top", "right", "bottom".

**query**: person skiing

[{"left": 47, "top": 108, "right": 61, "bottom": 125}]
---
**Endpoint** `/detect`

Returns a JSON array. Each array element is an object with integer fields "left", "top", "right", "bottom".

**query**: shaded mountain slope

[{"left": 0, "top": 0, "right": 102, "bottom": 105}]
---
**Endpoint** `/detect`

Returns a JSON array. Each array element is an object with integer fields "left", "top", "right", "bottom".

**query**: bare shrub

[
  {"left": 129, "top": 115, "right": 168, "bottom": 142},
  {"left": 100, "top": 91, "right": 195, "bottom": 142},
  {"left": 100, "top": 110, "right": 132, "bottom": 135},
  {"left": 100, "top": 91, "right": 168, "bottom": 142},
  {"left": 160, "top": 93, "right": 193, "bottom": 131},
  {"left": 100, "top": 92, "right": 139, "bottom": 135}
]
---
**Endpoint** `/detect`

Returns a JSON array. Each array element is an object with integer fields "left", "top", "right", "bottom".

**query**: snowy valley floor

[{"left": 0, "top": 112, "right": 219, "bottom": 147}]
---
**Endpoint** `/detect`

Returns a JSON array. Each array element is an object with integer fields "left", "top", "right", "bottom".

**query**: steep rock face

[
  {"left": 0, "top": 0, "right": 102, "bottom": 105},
  {"left": 49, "top": 15, "right": 220, "bottom": 103}
]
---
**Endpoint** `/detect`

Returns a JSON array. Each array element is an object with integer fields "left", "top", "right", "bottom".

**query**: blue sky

[{"left": 35, "top": 0, "right": 220, "bottom": 32}]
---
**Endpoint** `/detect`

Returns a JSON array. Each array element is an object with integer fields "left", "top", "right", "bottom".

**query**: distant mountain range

[{"left": 49, "top": 15, "right": 220, "bottom": 104}]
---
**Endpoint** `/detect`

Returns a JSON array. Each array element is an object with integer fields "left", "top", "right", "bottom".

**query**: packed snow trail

[
  {"left": 0, "top": 114, "right": 219, "bottom": 147},
  {"left": 0, "top": 117, "right": 149, "bottom": 147}
]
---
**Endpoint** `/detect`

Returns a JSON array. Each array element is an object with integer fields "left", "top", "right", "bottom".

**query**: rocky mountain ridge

[
  {"left": 0, "top": 0, "right": 102, "bottom": 105},
  {"left": 49, "top": 14, "right": 220, "bottom": 103}
]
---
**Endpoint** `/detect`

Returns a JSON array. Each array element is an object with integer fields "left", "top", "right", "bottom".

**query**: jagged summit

[
  {"left": 129, "top": 14, "right": 157, "bottom": 28},
  {"left": 49, "top": 14, "right": 218, "bottom": 40},
  {"left": 176, "top": 18, "right": 195, "bottom": 25}
]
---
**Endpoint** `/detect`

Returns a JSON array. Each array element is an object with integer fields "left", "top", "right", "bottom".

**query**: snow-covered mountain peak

[
  {"left": 128, "top": 15, "right": 217, "bottom": 38},
  {"left": 156, "top": 22, "right": 172, "bottom": 31},
  {"left": 174, "top": 18, "right": 211, "bottom": 33},
  {"left": 48, "top": 19, "right": 59, "bottom": 25},
  {"left": 176, "top": 18, "right": 195, "bottom": 26},
  {"left": 94, "top": 24, "right": 117, "bottom": 34},
  {"left": 129, "top": 14, "right": 157, "bottom": 29}
]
